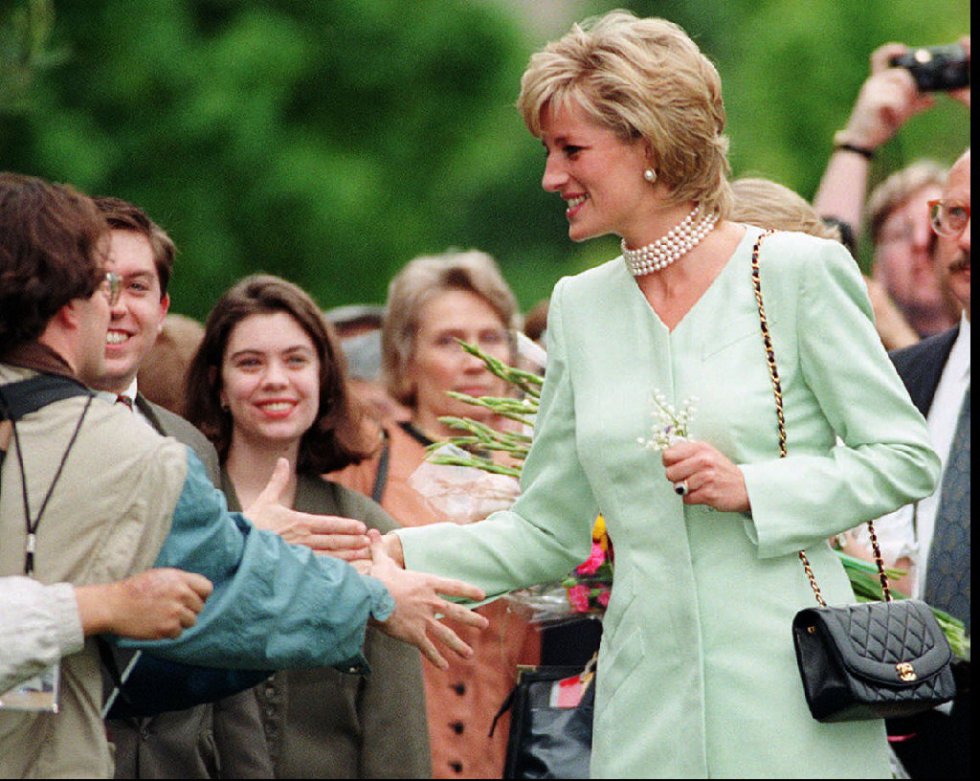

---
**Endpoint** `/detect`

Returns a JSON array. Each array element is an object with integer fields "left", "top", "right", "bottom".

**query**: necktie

[
  {"left": 115, "top": 394, "right": 134, "bottom": 411},
  {"left": 924, "top": 385, "right": 970, "bottom": 631}
]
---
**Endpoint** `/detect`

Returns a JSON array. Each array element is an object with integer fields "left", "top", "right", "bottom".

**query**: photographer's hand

[
  {"left": 814, "top": 42, "right": 932, "bottom": 235},
  {"left": 841, "top": 42, "right": 934, "bottom": 150},
  {"left": 949, "top": 36, "right": 970, "bottom": 107}
]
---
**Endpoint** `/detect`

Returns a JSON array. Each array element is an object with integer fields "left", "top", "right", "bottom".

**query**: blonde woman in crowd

[{"left": 331, "top": 250, "right": 541, "bottom": 779}]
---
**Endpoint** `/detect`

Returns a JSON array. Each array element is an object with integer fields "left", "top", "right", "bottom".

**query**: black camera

[{"left": 890, "top": 44, "right": 970, "bottom": 92}]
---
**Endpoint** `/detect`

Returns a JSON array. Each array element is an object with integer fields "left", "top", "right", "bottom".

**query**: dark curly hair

[
  {"left": 0, "top": 173, "right": 107, "bottom": 353},
  {"left": 185, "top": 274, "right": 371, "bottom": 474}
]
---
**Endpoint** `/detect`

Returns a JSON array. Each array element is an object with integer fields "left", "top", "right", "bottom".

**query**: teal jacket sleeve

[
  {"left": 117, "top": 450, "right": 394, "bottom": 669},
  {"left": 396, "top": 277, "right": 597, "bottom": 599},
  {"left": 739, "top": 239, "right": 941, "bottom": 558}
]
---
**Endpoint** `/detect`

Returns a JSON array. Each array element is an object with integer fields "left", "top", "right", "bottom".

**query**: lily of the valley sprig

[{"left": 638, "top": 391, "right": 699, "bottom": 451}]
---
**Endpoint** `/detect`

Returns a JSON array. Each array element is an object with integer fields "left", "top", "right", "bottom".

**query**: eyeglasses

[
  {"left": 928, "top": 199, "right": 970, "bottom": 238},
  {"left": 101, "top": 271, "right": 122, "bottom": 306}
]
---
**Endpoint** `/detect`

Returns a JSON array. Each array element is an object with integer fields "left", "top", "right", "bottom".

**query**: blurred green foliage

[{"left": 0, "top": 0, "right": 970, "bottom": 318}]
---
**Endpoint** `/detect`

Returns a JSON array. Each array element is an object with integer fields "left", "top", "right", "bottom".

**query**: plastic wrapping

[{"left": 408, "top": 444, "right": 521, "bottom": 524}]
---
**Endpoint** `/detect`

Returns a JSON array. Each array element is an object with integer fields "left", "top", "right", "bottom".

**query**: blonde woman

[{"left": 379, "top": 12, "right": 939, "bottom": 778}]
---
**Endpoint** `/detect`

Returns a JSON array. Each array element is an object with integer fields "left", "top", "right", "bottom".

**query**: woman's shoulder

[
  {"left": 550, "top": 256, "right": 630, "bottom": 315},
  {"left": 564, "top": 256, "right": 626, "bottom": 288},
  {"left": 751, "top": 227, "right": 860, "bottom": 290}
]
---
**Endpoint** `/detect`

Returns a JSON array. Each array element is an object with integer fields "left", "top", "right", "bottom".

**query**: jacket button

[
  {"left": 452, "top": 682, "right": 466, "bottom": 695},
  {"left": 451, "top": 721, "right": 464, "bottom": 734},
  {"left": 449, "top": 761, "right": 464, "bottom": 773}
]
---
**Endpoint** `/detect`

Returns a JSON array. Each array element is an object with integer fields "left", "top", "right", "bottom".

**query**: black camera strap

[{"left": 0, "top": 374, "right": 94, "bottom": 575}]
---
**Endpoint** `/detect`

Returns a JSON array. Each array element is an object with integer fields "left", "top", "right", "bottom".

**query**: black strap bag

[{"left": 750, "top": 230, "right": 956, "bottom": 723}]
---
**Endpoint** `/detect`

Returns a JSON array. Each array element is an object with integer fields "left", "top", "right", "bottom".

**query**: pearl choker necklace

[{"left": 621, "top": 205, "right": 719, "bottom": 277}]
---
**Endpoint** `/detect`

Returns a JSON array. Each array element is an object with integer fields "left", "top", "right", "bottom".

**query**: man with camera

[{"left": 814, "top": 37, "right": 970, "bottom": 346}]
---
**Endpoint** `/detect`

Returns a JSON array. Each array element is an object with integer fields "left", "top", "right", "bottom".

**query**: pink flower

[
  {"left": 566, "top": 584, "right": 591, "bottom": 613},
  {"left": 597, "top": 587, "right": 611, "bottom": 608},
  {"left": 576, "top": 542, "right": 605, "bottom": 576}
]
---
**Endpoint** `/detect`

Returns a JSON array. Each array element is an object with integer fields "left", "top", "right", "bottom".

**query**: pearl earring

[{"left": 643, "top": 168, "right": 657, "bottom": 183}]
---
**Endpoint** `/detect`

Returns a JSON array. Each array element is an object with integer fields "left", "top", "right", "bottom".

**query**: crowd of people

[{"left": 1, "top": 9, "right": 970, "bottom": 780}]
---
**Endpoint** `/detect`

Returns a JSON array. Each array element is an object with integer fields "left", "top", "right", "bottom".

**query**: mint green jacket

[{"left": 396, "top": 226, "right": 940, "bottom": 779}]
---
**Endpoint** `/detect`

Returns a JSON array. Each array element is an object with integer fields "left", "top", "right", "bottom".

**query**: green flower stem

[
  {"left": 445, "top": 392, "right": 537, "bottom": 426},
  {"left": 437, "top": 415, "right": 533, "bottom": 446},
  {"left": 426, "top": 453, "right": 522, "bottom": 478},
  {"left": 456, "top": 340, "right": 543, "bottom": 398}
]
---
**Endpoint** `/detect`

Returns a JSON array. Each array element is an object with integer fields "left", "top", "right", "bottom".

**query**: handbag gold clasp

[{"left": 896, "top": 662, "right": 917, "bottom": 682}]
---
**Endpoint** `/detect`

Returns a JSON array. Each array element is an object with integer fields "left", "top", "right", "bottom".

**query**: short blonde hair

[
  {"left": 866, "top": 160, "right": 947, "bottom": 244},
  {"left": 731, "top": 178, "right": 842, "bottom": 242},
  {"left": 381, "top": 250, "right": 519, "bottom": 407},
  {"left": 517, "top": 10, "right": 732, "bottom": 217}
]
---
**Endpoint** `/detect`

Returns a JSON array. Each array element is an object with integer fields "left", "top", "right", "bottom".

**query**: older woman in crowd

[
  {"left": 185, "top": 274, "right": 430, "bottom": 778},
  {"left": 331, "top": 250, "right": 541, "bottom": 779},
  {"left": 378, "top": 11, "right": 939, "bottom": 778}
]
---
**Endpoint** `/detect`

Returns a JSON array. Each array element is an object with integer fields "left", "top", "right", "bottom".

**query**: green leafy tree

[{"left": 1, "top": 0, "right": 970, "bottom": 316}]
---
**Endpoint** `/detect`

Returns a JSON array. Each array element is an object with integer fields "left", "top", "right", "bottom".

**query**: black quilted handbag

[
  {"left": 792, "top": 599, "right": 954, "bottom": 721},
  {"left": 750, "top": 231, "right": 956, "bottom": 723}
]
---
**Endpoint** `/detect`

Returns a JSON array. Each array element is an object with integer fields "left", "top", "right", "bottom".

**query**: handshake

[
  {"left": 244, "top": 458, "right": 488, "bottom": 669},
  {"left": 356, "top": 529, "right": 488, "bottom": 671}
]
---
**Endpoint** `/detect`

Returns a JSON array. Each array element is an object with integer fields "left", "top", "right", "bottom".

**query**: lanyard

[{"left": 9, "top": 396, "right": 93, "bottom": 575}]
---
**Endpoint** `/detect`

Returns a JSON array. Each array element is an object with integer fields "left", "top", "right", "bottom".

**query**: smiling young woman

[{"left": 184, "top": 274, "right": 431, "bottom": 778}]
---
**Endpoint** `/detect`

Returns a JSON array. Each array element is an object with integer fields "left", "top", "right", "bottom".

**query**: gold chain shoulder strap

[{"left": 749, "top": 230, "right": 892, "bottom": 606}]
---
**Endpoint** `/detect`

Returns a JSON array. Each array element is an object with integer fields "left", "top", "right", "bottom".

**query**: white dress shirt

[{"left": 97, "top": 378, "right": 154, "bottom": 431}]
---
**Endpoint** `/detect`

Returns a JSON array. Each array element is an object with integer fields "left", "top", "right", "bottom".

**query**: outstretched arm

[{"left": 1, "top": 569, "right": 212, "bottom": 692}]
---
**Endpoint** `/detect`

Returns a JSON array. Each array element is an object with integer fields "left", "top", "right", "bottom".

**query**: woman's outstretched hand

[
  {"left": 244, "top": 458, "right": 370, "bottom": 560},
  {"left": 662, "top": 440, "right": 750, "bottom": 512},
  {"left": 364, "top": 530, "right": 489, "bottom": 669}
]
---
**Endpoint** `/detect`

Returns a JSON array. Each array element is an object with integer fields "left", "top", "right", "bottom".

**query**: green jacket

[{"left": 396, "top": 226, "right": 940, "bottom": 778}]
